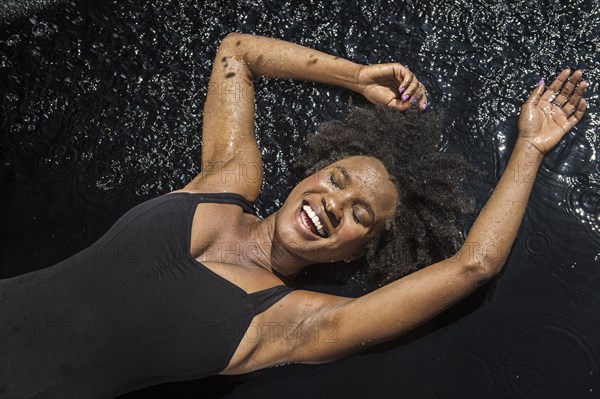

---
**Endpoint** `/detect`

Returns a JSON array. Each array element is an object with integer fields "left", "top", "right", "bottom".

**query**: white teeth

[{"left": 302, "top": 204, "right": 327, "bottom": 237}]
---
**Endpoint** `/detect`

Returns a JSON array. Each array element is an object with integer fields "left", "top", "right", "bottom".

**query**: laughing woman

[{"left": 0, "top": 33, "right": 587, "bottom": 398}]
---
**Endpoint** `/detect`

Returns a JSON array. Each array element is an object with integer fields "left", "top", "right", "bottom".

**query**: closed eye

[
  {"left": 329, "top": 174, "right": 340, "bottom": 188},
  {"left": 329, "top": 173, "right": 363, "bottom": 225},
  {"left": 352, "top": 208, "right": 362, "bottom": 225}
]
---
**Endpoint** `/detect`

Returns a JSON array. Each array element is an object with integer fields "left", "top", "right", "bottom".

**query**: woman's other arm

[
  {"left": 222, "top": 32, "right": 426, "bottom": 108},
  {"left": 281, "top": 69, "right": 587, "bottom": 365},
  {"left": 189, "top": 33, "right": 426, "bottom": 200}
]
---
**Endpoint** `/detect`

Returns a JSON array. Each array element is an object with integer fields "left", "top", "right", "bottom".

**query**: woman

[{"left": 0, "top": 33, "right": 587, "bottom": 398}]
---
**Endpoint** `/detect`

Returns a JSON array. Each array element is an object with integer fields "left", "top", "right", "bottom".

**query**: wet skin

[{"left": 271, "top": 155, "right": 399, "bottom": 266}]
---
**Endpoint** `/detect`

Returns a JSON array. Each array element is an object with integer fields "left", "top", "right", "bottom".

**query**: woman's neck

[{"left": 243, "top": 212, "right": 310, "bottom": 279}]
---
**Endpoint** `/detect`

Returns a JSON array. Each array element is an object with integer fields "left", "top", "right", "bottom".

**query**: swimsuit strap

[
  {"left": 184, "top": 192, "right": 294, "bottom": 315},
  {"left": 249, "top": 285, "right": 295, "bottom": 316},
  {"left": 189, "top": 192, "right": 256, "bottom": 215}
]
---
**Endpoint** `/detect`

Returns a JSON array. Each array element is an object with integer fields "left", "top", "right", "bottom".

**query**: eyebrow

[{"left": 338, "top": 166, "right": 376, "bottom": 222}]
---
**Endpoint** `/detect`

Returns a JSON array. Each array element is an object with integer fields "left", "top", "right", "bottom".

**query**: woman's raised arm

[
  {"left": 188, "top": 33, "right": 425, "bottom": 200},
  {"left": 282, "top": 69, "right": 587, "bottom": 365}
]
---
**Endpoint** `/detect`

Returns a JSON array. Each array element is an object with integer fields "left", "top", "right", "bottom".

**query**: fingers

[
  {"left": 540, "top": 68, "right": 571, "bottom": 102},
  {"left": 403, "top": 78, "right": 420, "bottom": 102},
  {"left": 552, "top": 70, "right": 583, "bottom": 106},
  {"left": 528, "top": 68, "right": 587, "bottom": 116},
  {"left": 409, "top": 83, "right": 427, "bottom": 110},
  {"left": 524, "top": 79, "right": 545, "bottom": 107},
  {"left": 398, "top": 65, "right": 413, "bottom": 96},
  {"left": 566, "top": 98, "right": 587, "bottom": 129},
  {"left": 396, "top": 66, "right": 423, "bottom": 106},
  {"left": 562, "top": 78, "right": 588, "bottom": 116},
  {"left": 545, "top": 68, "right": 587, "bottom": 133},
  {"left": 402, "top": 83, "right": 427, "bottom": 110},
  {"left": 418, "top": 83, "right": 427, "bottom": 110},
  {"left": 395, "top": 67, "right": 427, "bottom": 110}
]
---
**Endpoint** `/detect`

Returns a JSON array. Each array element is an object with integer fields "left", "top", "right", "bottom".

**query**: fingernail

[
  {"left": 402, "top": 94, "right": 409, "bottom": 101},
  {"left": 537, "top": 79, "right": 544, "bottom": 86},
  {"left": 410, "top": 98, "right": 417, "bottom": 105},
  {"left": 421, "top": 103, "right": 427, "bottom": 110},
  {"left": 399, "top": 87, "right": 406, "bottom": 94}
]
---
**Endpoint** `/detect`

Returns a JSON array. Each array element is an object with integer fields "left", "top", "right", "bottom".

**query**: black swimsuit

[{"left": 0, "top": 192, "right": 294, "bottom": 398}]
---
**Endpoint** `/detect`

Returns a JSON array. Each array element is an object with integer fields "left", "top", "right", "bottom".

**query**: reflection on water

[
  {"left": 1, "top": 0, "right": 598, "bottom": 398},
  {"left": 1, "top": 0, "right": 598, "bottom": 225}
]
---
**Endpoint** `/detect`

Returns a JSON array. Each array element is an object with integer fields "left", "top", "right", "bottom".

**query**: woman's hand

[
  {"left": 518, "top": 68, "right": 588, "bottom": 155},
  {"left": 357, "top": 63, "right": 427, "bottom": 111}
]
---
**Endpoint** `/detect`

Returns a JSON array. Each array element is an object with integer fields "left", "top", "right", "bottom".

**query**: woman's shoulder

[
  {"left": 166, "top": 187, "right": 256, "bottom": 214},
  {"left": 174, "top": 171, "right": 259, "bottom": 204}
]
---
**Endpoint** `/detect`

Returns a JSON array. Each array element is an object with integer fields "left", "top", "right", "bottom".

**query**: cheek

[
  {"left": 336, "top": 228, "right": 360, "bottom": 242},
  {"left": 333, "top": 227, "right": 369, "bottom": 252},
  {"left": 275, "top": 212, "right": 299, "bottom": 244}
]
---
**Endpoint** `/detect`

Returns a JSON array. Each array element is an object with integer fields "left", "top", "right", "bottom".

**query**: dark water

[{"left": 1, "top": 0, "right": 598, "bottom": 398}]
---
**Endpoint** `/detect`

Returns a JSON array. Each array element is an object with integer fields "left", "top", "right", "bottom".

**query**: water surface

[{"left": 1, "top": 0, "right": 598, "bottom": 398}]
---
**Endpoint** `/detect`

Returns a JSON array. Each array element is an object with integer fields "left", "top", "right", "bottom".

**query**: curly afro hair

[{"left": 291, "top": 104, "right": 481, "bottom": 288}]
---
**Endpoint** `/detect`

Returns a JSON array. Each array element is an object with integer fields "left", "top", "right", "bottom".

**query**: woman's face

[{"left": 274, "top": 155, "right": 399, "bottom": 265}]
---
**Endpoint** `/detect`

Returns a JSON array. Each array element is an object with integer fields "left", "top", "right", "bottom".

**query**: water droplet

[{"left": 6, "top": 34, "right": 21, "bottom": 47}]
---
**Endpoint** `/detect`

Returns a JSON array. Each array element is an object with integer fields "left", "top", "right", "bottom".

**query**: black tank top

[{"left": 0, "top": 192, "right": 294, "bottom": 398}]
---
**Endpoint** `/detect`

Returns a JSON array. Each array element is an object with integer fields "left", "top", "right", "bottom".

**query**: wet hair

[{"left": 291, "top": 104, "right": 481, "bottom": 287}]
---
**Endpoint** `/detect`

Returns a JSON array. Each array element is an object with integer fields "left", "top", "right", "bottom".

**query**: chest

[
  {"left": 189, "top": 202, "right": 251, "bottom": 258},
  {"left": 188, "top": 201, "right": 282, "bottom": 294}
]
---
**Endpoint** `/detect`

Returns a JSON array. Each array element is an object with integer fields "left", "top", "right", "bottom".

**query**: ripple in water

[
  {"left": 562, "top": 173, "right": 600, "bottom": 244},
  {"left": 428, "top": 348, "right": 496, "bottom": 398},
  {"left": 504, "top": 315, "right": 597, "bottom": 398}
]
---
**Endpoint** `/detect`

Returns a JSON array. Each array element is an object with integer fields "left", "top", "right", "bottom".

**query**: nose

[{"left": 322, "top": 195, "right": 341, "bottom": 229}]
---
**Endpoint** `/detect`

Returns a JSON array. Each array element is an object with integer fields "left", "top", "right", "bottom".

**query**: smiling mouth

[{"left": 300, "top": 201, "right": 328, "bottom": 238}]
